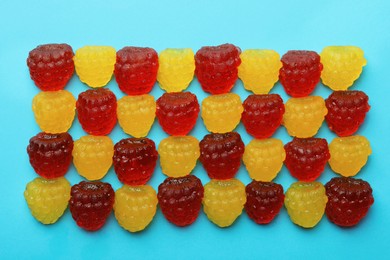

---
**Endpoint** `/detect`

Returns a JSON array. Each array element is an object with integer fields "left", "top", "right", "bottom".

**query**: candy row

[{"left": 27, "top": 44, "right": 366, "bottom": 96}]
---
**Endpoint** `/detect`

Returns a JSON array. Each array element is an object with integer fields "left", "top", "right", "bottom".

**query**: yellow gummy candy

[{"left": 32, "top": 90, "right": 76, "bottom": 133}]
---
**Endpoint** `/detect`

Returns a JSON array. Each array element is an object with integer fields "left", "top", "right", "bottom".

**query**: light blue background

[{"left": 1, "top": 0, "right": 389, "bottom": 259}]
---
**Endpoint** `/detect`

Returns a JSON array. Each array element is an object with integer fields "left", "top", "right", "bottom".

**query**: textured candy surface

[
  {"left": 76, "top": 88, "right": 117, "bottom": 135},
  {"left": 238, "top": 49, "right": 282, "bottom": 94},
  {"left": 321, "top": 46, "right": 366, "bottom": 90},
  {"left": 325, "top": 177, "right": 374, "bottom": 227},
  {"left": 158, "top": 136, "right": 200, "bottom": 177},
  {"left": 156, "top": 92, "right": 199, "bottom": 135},
  {"left": 243, "top": 138, "right": 285, "bottom": 181},
  {"left": 195, "top": 44, "right": 241, "bottom": 94},
  {"left": 158, "top": 175, "right": 204, "bottom": 226},
  {"left": 283, "top": 96, "right": 327, "bottom": 138},
  {"left": 279, "top": 50, "right": 323, "bottom": 97},
  {"left": 74, "top": 46, "right": 116, "bottom": 88},
  {"left": 24, "top": 177, "right": 71, "bottom": 224},
  {"left": 329, "top": 135, "right": 372, "bottom": 177},
  {"left": 69, "top": 181, "right": 115, "bottom": 231},
  {"left": 325, "top": 90, "right": 370, "bottom": 136},
  {"left": 117, "top": 94, "right": 156, "bottom": 137},
  {"left": 114, "top": 46, "right": 158, "bottom": 95},
  {"left": 72, "top": 135, "right": 114, "bottom": 180},
  {"left": 32, "top": 90, "right": 76, "bottom": 133},
  {"left": 203, "top": 179, "right": 246, "bottom": 227},
  {"left": 114, "top": 185, "right": 158, "bottom": 232},
  {"left": 242, "top": 94, "right": 285, "bottom": 138},
  {"left": 284, "top": 181, "right": 328, "bottom": 228},
  {"left": 245, "top": 181, "right": 284, "bottom": 224},
  {"left": 157, "top": 48, "right": 195, "bottom": 92},
  {"left": 113, "top": 138, "right": 158, "bottom": 185},
  {"left": 27, "top": 43, "right": 74, "bottom": 91},
  {"left": 199, "top": 132, "right": 245, "bottom": 180},
  {"left": 284, "top": 138, "right": 330, "bottom": 181},
  {"left": 201, "top": 93, "right": 243, "bottom": 133}
]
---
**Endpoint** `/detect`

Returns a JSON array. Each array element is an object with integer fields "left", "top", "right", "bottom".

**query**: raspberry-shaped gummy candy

[
  {"left": 32, "top": 90, "right": 76, "bottom": 133},
  {"left": 158, "top": 175, "right": 204, "bottom": 227},
  {"left": 158, "top": 136, "right": 200, "bottom": 177},
  {"left": 238, "top": 49, "right": 282, "bottom": 94},
  {"left": 24, "top": 177, "right": 71, "bottom": 224},
  {"left": 27, "top": 43, "right": 74, "bottom": 91},
  {"left": 27, "top": 132, "right": 73, "bottom": 179},
  {"left": 200, "top": 132, "right": 245, "bottom": 180},
  {"left": 284, "top": 181, "right": 328, "bottom": 228},
  {"left": 242, "top": 94, "right": 285, "bottom": 138},
  {"left": 325, "top": 177, "right": 374, "bottom": 227},
  {"left": 279, "top": 50, "right": 323, "bottom": 97},
  {"left": 243, "top": 138, "right": 285, "bottom": 182},
  {"left": 77, "top": 88, "right": 117, "bottom": 135},
  {"left": 325, "top": 90, "right": 370, "bottom": 136},
  {"left": 329, "top": 135, "right": 371, "bottom": 177},
  {"left": 201, "top": 93, "right": 243, "bottom": 133},
  {"left": 245, "top": 181, "right": 284, "bottom": 224},
  {"left": 195, "top": 43, "right": 241, "bottom": 94},
  {"left": 284, "top": 138, "right": 330, "bottom": 181},
  {"left": 157, "top": 48, "right": 195, "bottom": 92},
  {"left": 114, "top": 46, "right": 158, "bottom": 95},
  {"left": 74, "top": 46, "right": 116, "bottom": 88},
  {"left": 283, "top": 96, "right": 327, "bottom": 138},
  {"left": 113, "top": 138, "right": 158, "bottom": 185},
  {"left": 114, "top": 185, "right": 158, "bottom": 232},
  {"left": 69, "top": 181, "right": 115, "bottom": 231},
  {"left": 156, "top": 92, "right": 199, "bottom": 135},
  {"left": 203, "top": 179, "right": 246, "bottom": 227},
  {"left": 72, "top": 135, "right": 114, "bottom": 180},
  {"left": 321, "top": 46, "right": 366, "bottom": 90}
]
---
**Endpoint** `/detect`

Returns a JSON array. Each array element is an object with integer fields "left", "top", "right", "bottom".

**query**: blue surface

[{"left": 1, "top": 0, "right": 389, "bottom": 259}]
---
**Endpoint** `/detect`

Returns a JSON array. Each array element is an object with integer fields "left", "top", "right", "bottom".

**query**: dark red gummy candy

[
  {"left": 69, "top": 181, "right": 115, "bottom": 231},
  {"left": 245, "top": 181, "right": 284, "bottom": 224},
  {"left": 158, "top": 175, "right": 204, "bottom": 227},
  {"left": 76, "top": 88, "right": 117, "bottom": 135},
  {"left": 114, "top": 46, "right": 159, "bottom": 95},
  {"left": 284, "top": 138, "right": 330, "bottom": 181},
  {"left": 156, "top": 92, "right": 200, "bottom": 135},
  {"left": 279, "top": 50, "right": 323, "bottom": 97},
  {"left": 27, "top": 132, "right": 73, "bottom": 179},
  {"left": 242, "top": 94, "right": 285, "bottom": 139},
  {"left": 113, "top": 138, "right": 158, "bottom": 185},
  {"left": 27, "top": 44, "right": 74, "bottom": 91},
  {"left": 199, "top": 132, "right": 245, "bottom": 180},
  {"left": 325, "top": 177, "right": 374, "bottom": 227},
  {"left": 195, "top": 43, "right": 241, "bottom": 94},
  {"left": 325, "top": 90, "right": 370, "bottom": 137}
]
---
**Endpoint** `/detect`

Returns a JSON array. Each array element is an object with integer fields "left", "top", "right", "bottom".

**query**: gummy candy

[
  {"left": 158, "top": 136, "right": 200, "bottom": 177},
  {"left": 157, "top": 48, "right": 195, "bottom": 92}
]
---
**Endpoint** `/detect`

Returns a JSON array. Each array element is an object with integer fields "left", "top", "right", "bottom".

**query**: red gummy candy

[
  {"left": 156, "top": 92, "right": 200, "bottom": 135},
  {"left": 76, "top": 88, "right": 117, "bottom": 135},
  {"left": 27, "top": 44, "right": 74, "bottom": 91},
  {"left": 158, "top": 175, "right": 204, "bottom": 227},
  {"left": 113, "top": 138, "right": 158, "bottom": 185},
  {"left": 27, "top": 132, "right": 73, "bottom": 179},
  {"left": 325, "top": 90, "right": 370, "bottom": 137},
  {"left": 279, "top": 50, "right": 323, "bottom": 97},
  {"left": 199, "top": 132, "right": 245, "bottom": 180},
  {"left": 69, "top": 181, "right": 115, "bottom": 231},
  {"left": 114, "top": 46, "right": 159, "bottom": 95},
  {"left": 245, "top": 181, "right": 285, "bottom": 224},
  {"left": 195, "top": 43, "right": 241, "bottom": 94},
  {"left": 284, "top": 138, "right": 330, "bottom": 181},
  {"left": 242, "top": 94, "right": 285, "bottom": 139}
]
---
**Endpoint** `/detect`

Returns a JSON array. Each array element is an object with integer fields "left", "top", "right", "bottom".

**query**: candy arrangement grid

[{"left": 24, "top": 43, "right": 373, "bottom": 232}]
